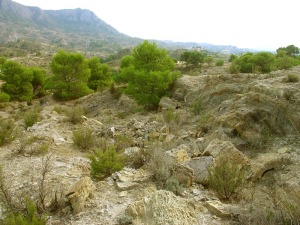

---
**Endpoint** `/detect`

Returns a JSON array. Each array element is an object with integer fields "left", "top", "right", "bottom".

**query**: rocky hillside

[{"left": 0, "top": 64, "right": 299, "bottom": 224}]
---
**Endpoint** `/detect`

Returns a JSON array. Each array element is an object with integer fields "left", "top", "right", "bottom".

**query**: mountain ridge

[{"left": 0, "top": 0, "right": 257, "bottom": 54}]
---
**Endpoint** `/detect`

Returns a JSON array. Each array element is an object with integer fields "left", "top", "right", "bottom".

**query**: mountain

[
  {"left": 0, "top": 0, "right": 141, "bottom": 55},
  {"left": 0, "top": 0, "right": 257, "bottom": 56}
]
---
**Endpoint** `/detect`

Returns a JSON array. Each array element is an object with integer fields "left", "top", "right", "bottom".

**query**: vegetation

[
  {"left": 23, "top": 107, "right": 41, "bottom": 129},
  {"left": 229, "top": 45, "right": 300, "bottom": 74},
  {"left": 65, "top": 106, "right": 85, "bottom": 124},
  {"left": 215, "top": 59, "right": 224, "bottom": 66},
  {"left": 73, "top": 126, "right": 95, "bottom": 150},
  {"left": 2, "top": 198, "right": 47, "bottom": 225},
  {"left": 89, "top": 146, "right": 124, "bottom": 179},
  {"left": 87, "top": 57, "right": 112, "bottom": 91},
  {"left": 0, "top": 119, "right": 18, "bottom": 146},
  {"left": 284, "top": 74, "right": 299, "bottom": 83},
  {"left": 117, "top": 41, "right": 179, "bottom": 109},
  {"left": 180, "top": 50, "right": 205, "bottom": 68},
  {"left": 208, "top": 155, "right": 246, "bottom": 199},
  {"left": 49, "top": 49, "right": 93, "bottom": 100},
  {"left": 0, "top": 60, "right": 34, "bottom": 102}
]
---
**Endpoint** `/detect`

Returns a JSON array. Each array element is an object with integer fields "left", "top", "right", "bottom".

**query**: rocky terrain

[{"left": 0, "top": 65, "right": 300, "bottom": 224}]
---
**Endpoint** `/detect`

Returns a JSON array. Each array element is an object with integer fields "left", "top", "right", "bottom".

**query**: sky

[{"left": 12, "top": 0, "right": 300, "bottom": 51}]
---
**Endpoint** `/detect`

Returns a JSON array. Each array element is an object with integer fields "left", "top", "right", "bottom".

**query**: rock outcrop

[
  {"left": 126, "top": 190, "right": 196, "bottom": 225},
  {"left": 65, "top": 177, "right": 95, "bottom": 214}
]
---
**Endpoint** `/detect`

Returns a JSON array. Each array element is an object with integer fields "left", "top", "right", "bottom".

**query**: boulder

[
  {"left": 166, "top": 144, "right": 191, "bottom": 163},
  {"left": 65, "top": 177, "right": 95, "bottom": 214},
  {"left": 204, "top": 200, "right": 232, "bottom": 218},
  {"left": 202, "top": 139, "right": 250, "bottom": 167},
  {"left": 172, "top": 164, "right": 194, "bottom": 187},
  {"left": 158, "top": 97, "right": 181, "bottom": 111},
  {"left": 113, "top": 167, "right": 153, "bottom": 190},
  {"left": 186, "top": 156, "right": 213, "bottom": 185},
  {"left": 125, "top": 190, "right": 196, "bottom": 225},
  {"left": 250, "top": 153, "right": 287, "bottom": 181}
]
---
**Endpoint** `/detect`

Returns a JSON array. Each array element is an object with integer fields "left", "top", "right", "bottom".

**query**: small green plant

[
  {"left": 284, "top": 74, "right": 299, "bottom": 83},
  {"left": 89, "top": 146, "right": 124, "bottom": 179},
  {"left": 215, "top": 59, "right": 224, "bottom": 66},
  {"left": 24, "top": 108, "right": 41, "bottom": 129},
  {"left": 208, "top": 155, "right": 246, "bottom": 199},
  {"left": 0, "top": 119, "right": 18, "bottom": 146},
  {"left": 72, "top": 126, "right": 95, "bottom": 151},
  {"left": 115, "top": 135, "right": 134, "bottom": 151},
  {"left": 65, "top": 106, "right": 85, "bottom": 124},
  {"left": 165, "top": 176, "right": 183, "bottom": 196},
  {"left": 2, "top": 197, "right": 47, "bottom": 225},
  {"left": 0, "top": 92, "right": 10, "bottom": 102},
  {"left": 16, "top": 136, "right": 49, "bottom": 156},
  {"left": 191, "top": 99, "right": 203, "bottom": 115}
]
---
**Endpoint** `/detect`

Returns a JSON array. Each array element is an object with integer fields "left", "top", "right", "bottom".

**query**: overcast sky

[{"left": 13, "top": 0, "right": 300, "bottom": 50}]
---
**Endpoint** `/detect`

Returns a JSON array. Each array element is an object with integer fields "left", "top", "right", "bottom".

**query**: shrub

[
  {"left": 16, "top": 136, "right": 49, "bottom": 156},
  {"left": 0, "top": 92, "right": 10, "bottom": 102},
  {"left": 165, "top": 176, "right": 184, "bottom": 196},
  {"left": 115, "top": 135, "right": 134, "bottom": 152},
  {"left": 89, "top": 146, "right": 124, "bottom": 179},
  {"left": 2, "top": 197, "right": 47, "bottom": 225},
  {"left": 284, "top": 74, "right": 299, "bottom": 83},
  {"left": 23, "top": 108, "right": 41, "bottom": 129},
  {"left": 191, "top": 99, "right": 203, "bottom": 115},
  {"left": 208, "top": 155, "right": 246, "bottom": 199},
  {"left": 72, "top": 126, "right": 95, "bottom": 151},
  {"left": 215, "top": 59, "right": 224, "bottom": 66},
  {"left": 65, "top": 106, "right": 85, "bottom": 124},
  {"left": 146, "top": 148, "right": 174, "bottom": 188},
  {"left": 0, "top": 119, "right": 18, "bottom": 146},
  {"left": 117, "top": 215, "right": 133, "bottom": 225}
]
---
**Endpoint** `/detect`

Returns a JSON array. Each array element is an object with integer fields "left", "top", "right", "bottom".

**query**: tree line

[{"left": 1, "top": 42, "right": 299, "bottom": 108}]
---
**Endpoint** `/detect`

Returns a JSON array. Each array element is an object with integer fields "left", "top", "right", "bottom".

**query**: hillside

[
  {"left": 0, "top": 62, "right": 299, "bottom": 224},
  {"left": 0, "top": 0, "right": 141, "bottom": 55},
  {"left": 0, "top": 0, "right": 258, "bottom": 56}
]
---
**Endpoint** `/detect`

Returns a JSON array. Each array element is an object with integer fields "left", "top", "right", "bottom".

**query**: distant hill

[
  {"left": 0, "top": 0, "right": 257, "bottom": 56},
  {"left": 0, "top": 0, "right": 141, "bottom": 55}
]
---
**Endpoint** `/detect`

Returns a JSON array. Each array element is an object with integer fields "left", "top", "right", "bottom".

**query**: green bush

[
  {"left": 65, "top": 106, "right": 85, "bottom": 124},
  {"left": 24, "top": 108, "right": 41, "bottom": 129},
  {"left": 0, "top": 92, "right": 10, "bottom": 102},
  {"left": 0, "top": 119, "right": 18, "bottom": 146},
  {"left": 49, "top": 49, "right": 93, "bottom": 100},
  {"left": 72, "top": 126, "right": 95, "bottom": 150},
  {"left": 215, "top": 59, "right": 224, "bottom": 66},
  {"left": 118, "top": 41, "right": 178, "bottom": 109},
  {"left": 89, "top": 146, "right": 124, "bottom": 179},
  {"left": 208, "top": 155, "right": 246, "bottom": 199},
  {"left": 2, "top": 198, "right": 47, "bottom": 225}
]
